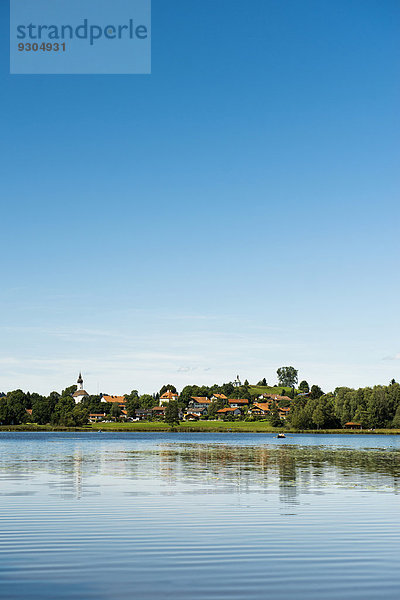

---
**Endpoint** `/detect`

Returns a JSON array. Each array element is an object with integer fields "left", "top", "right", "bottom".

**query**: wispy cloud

[{"left": 382, "top": 353, "right": 400, "bottom": 361}]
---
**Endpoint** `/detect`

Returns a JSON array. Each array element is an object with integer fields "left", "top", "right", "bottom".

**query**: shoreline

[{"left": 1, "top": 423, "right": 400, "bottom": 435}]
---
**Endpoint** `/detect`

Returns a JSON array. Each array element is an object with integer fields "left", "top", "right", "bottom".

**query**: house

[
  {"left": 184, "top": 406, "right": 208, "bottom": 418},
  {"left": 101, "top": 395, "right": 126, "bottom": 409},
  {"left": 249, "top": 403, "right": 270, "bottom": 416},
  {"left": 228, "top": 398, "right": 249, "bottom": 408},
  {"left": 190, "top": 397, "right": 211, "bottom": 405},
  {"left": 152, "top": 406, "right": 166, "bottom": 418},
  {"left": 102, "top": 395, "right": 126, "bottom": 405},
  {"left": 216, "top": 407, "right": 242, "bottom": 419},
  {"left": 184, "top": 413, "right": 200, "bottom": 421},
  {"left": 135, "top": 409, "right": 153, "bottom": 420},
  {"left": 278, "top": 407, "right": 291, "bottom": 419},
  {"left": 210, "top": 393, "right": 227, "bottom": 401},
  {"left": 258, "top": 394, "right": 291, "bottom": 404},
  {"left": 188, "top": 398, "right": 212, "bottom": 411},
  {"left": 160, "top": 390, "right": 179, "bottom": 404},
  {"left": 344, "top": 422, "right": 362, "bottom": 429},
  {"left": 88, "top": 413, "right": 106, "bottom": 422}
]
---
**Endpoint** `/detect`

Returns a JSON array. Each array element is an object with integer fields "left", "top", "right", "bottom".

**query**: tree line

[
  {"left": 1, "top": 369, "right": 400, "bottom": 429},
  {"left": 290, "top": 382, "right": 400, "bottom": 429}
]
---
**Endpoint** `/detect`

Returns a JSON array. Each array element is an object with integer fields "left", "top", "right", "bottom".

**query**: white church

[{"left": 72, "top": 372, "right": 89, "bottom": 403}]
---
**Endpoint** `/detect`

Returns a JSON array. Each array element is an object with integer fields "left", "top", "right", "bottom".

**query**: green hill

[{"left": 248, "top": 385, "right": 296, "bottom": 397}]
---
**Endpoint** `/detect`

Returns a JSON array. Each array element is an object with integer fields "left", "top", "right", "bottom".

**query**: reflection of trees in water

[
  {"left": 1, "top": 442, "right": 399, "bottom": 500},
  {"left": 149, "top": 444, "right": 400, "bottom": 498}
]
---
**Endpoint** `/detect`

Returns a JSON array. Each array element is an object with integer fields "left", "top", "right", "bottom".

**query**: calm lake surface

[{"left": 1, "top": 432, "right": 400, "bottom": 599}]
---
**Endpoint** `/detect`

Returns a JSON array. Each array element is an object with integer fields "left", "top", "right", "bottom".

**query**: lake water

[{"left": 1, "top": 432, "right": 400, "bottom": 599}]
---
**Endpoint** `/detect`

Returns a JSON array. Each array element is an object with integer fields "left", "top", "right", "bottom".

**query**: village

[
  {"left": 6, "top": 370, "right": 397, "bottom": 431},
  {"left": 72, "top": 372, "right": 293, "bottom": 424}
]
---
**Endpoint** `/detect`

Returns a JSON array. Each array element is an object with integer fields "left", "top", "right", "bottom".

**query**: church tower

[
  {"left": 77, "top": 372, "right": 84, "bottom": 391},
  {"left": 72, "top": 372, "right": 89, "bottom": 403}
]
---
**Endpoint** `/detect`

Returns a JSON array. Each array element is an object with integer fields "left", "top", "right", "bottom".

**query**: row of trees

[
  {"left": 0, "top": 387, "right": 90, "bottom": 427},
  {"left": 289, "top": 382, "right": 400, "bottom": 429}
]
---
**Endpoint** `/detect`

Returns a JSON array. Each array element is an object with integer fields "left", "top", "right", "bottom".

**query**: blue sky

[{"left": 1, "top": 0, "right": 399, "bottom": 395}]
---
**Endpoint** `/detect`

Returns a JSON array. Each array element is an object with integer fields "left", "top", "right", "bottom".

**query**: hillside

[{"left": 248, "top": 385, "right": 296, "bottom": 397}]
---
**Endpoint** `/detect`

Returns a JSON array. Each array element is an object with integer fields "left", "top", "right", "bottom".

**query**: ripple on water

[{"left": 0, "top": 432, "right": 400, "bottom": 600}]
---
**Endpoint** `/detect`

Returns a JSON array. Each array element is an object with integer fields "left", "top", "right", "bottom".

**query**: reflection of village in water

[{"left": 2, "top": 440, "right": 400, "bottom": 501}]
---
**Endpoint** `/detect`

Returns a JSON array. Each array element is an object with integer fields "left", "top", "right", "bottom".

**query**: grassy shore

[{"left": 1, "top": 422, "right": 400, "bottom": 434}]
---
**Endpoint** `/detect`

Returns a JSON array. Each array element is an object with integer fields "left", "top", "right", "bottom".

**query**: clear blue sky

[{"left": 1, "top": 0, "right": 399, "bottom": 395}]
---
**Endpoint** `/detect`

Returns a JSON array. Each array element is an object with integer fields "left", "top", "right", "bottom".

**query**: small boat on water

[{"left": 277, "top": 433, "right": 286, "bottom": 438}]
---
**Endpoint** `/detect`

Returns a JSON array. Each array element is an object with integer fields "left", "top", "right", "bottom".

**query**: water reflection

[
  {"left": 1, "top": 437, "right": 399, "bottom": 501},
  {"left": 1, "top": 434, "right": 400, "bottom": 600}
]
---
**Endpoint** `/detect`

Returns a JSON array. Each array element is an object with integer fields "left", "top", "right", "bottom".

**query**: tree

[
  {"left": 208, "top": 399, "right": 224, "bottom": 419},
  {"left": 244, "top": 379, "right": 249, "bottom": 387},
  {"left": 277, "top": 366, "right": 298, "bottom": 388},
  {"left": 51, "top": 396, "right": 76, "bottom": 426},
  {"left": 125, "top": 390, "right": 140, "bottom": 416},
  {"left": 72, "top": 405, "right": 89, "bottom": 426},
  {"left": 229, "top": 386, "right": 251, "bottom": 401},
  {"left": 179, "top": 385, "right": 212, "bottom": 407},
  {"left": 139, "top": 394, "right": 156, "bottom": 409},
  {"left": 165, "top": 401, "right": 180, "bottom": 428},
  {"left": 110, "top": 403, "right": 121, "bottom": 420},
  {"left": 257, "top": 378, "right": 267, "bottom": 386},
  {"left": 392, "top": 405, "right": 400, "bottom": 428},
  {"left": 159, "top": 384, "right": 177, "bottom": 396},
  {"left": 32, "top": 398, "right": 52, "bottom": 424},
  {"left": 310, "top": 385, "right": 323, "bottom": 400},
  {"left": 62, "top": 385, "right": 77, "bottom": 397},
  {"left": 0, "top": 398, "right": 12, "bottom": 425},
  {"left": 220, "top": 382, "right": 234, "bottom": 397},
  {"left": 269, "top": 403, "right": 282, "bottom": 428},
  {"left": 299, "top": 380, "right": 309, "bottom": 393},
  {"left": 283, "top": 388, "right": 294, "bottom": 400}
]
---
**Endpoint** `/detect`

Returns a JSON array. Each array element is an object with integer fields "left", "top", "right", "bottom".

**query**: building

[
  {"left": 210, "top": 393, "right": 228, "bottom": 401},
  {"left": 216, "top": 407, "right": 242, "bottom": 419},
  {"left": 278, "top": 407, "right": 291, "bottom": 419},
  {"left": 101, "top": 395, "right": 126, "bottom": 408},
  {"left": 72, "top": 372, "right": 89, "bottom": 403},
  {"left": 184, "top": 406, "right": 208, "bottom": 418},
  {"left": 188, "top": 397, "right": 211, "bottom": 409},
  {"left": 344, "top": 422, "right": 362, "bottom": 429},
  {"left": 249, "top": 403, "right": 270, "bottom": 416},
  {"left": 233, "top": 375, "right": 242, "bottom": 388},
  {"left": 88, "top": 413, "right": 106, "bottom": 422},
  {"left": 135, "top": 409, "right": 153, "bottom": 420},
  {"left": 184, "top": 413, "right": 200, "bottom": 421},
  {"left": 228, "top": 399, "right": 249, "bottom": 408},
  {"left": 160, "top": 390, "right": 179, "bottom": 404}
]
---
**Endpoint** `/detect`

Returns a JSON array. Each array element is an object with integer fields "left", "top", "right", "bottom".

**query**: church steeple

[
  {"left": 77, "top": 372, "right": 83, "bottom": 390},
  {"left": 72, "top": 372, "right": 88, "bottom": 403}
]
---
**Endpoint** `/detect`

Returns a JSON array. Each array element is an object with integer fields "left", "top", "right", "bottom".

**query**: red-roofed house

[
  {"left": 228, "top": 398, "right": 249, "bottom": 407},
  {"left": 160, "top": 390, "right": 179, "bottom": 403},
  {"left": 216, "top": 407, "right": 242, "bottom": 419},
  {"left": 210, "top": 393, "right": 228, "bottom": 401},
  {"left": 249, "top": 403, "right": 270, "bottom": 416}
]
